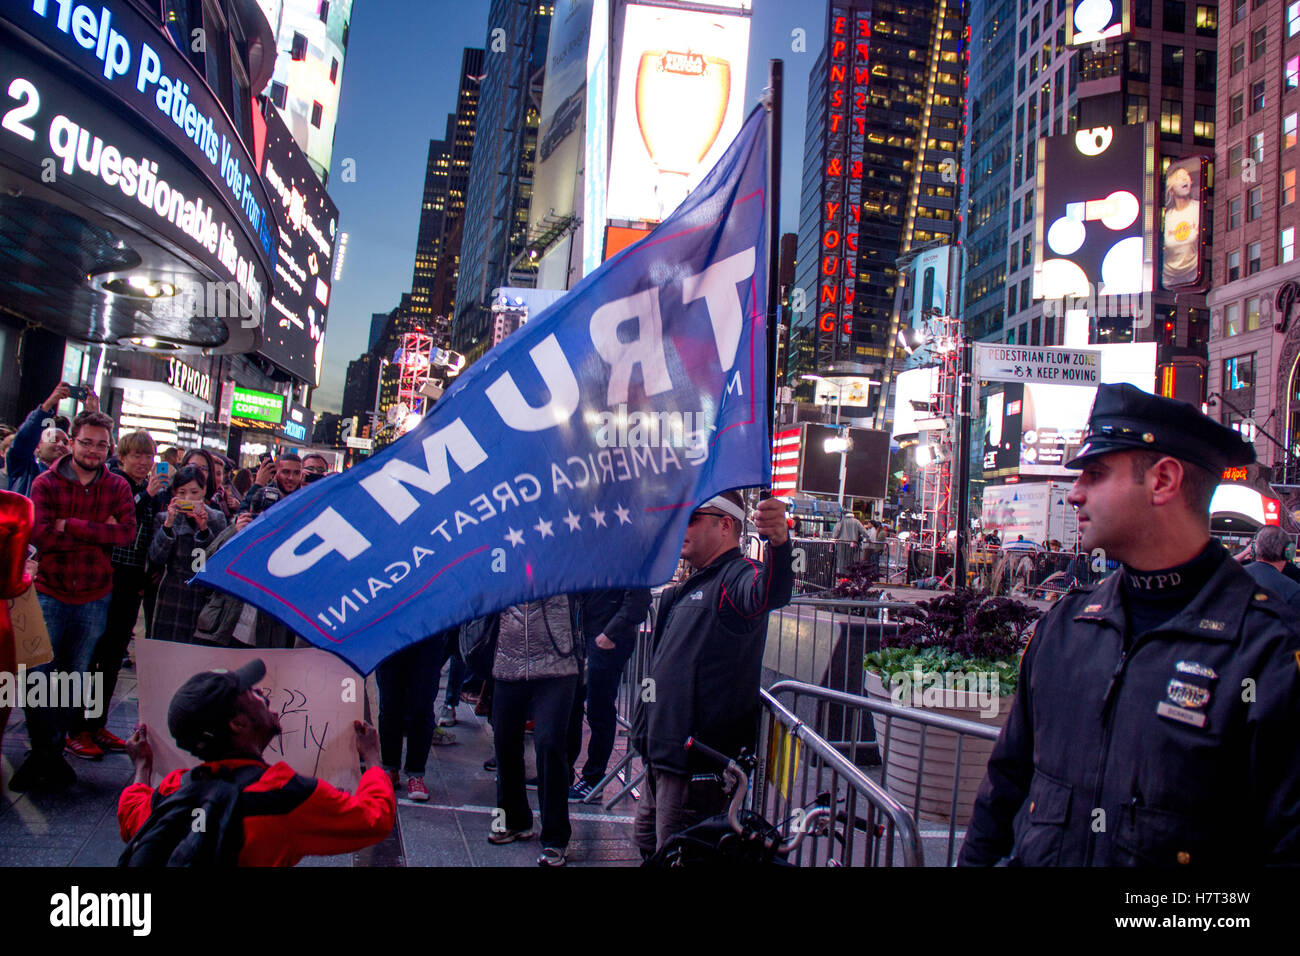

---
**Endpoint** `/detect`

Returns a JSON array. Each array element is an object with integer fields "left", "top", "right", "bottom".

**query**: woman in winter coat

[
  {"left": 486, "top": 596, "right": 584, "bottom": 866},
  {"left": 148, "top": 465, "right": 226, "bottom": 643}
]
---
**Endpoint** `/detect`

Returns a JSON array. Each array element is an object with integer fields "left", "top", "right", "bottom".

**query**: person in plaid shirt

[
  {"left": 10, "top": 411, "right": 136, "bottom": 790},
  {"left": 67, "top": 429, "right": 168, "bottom": 758}
]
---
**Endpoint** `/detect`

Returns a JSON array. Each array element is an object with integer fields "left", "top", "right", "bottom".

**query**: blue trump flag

[{"left": 197, "top": 105, "right": 771, "bottom": 673}]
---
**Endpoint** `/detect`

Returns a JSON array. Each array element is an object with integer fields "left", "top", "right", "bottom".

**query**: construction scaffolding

[
  {"left": 918, "top": 313, "right": 960, "bottom": 555},
  {"left": 395, "top": 330, "right": 435, "bottom": 419}
]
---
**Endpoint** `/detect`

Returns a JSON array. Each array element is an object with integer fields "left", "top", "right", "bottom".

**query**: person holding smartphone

[
  {"left": 3, "top": 380, "right": 94, "bottom": 497},
  {"left": 148, "top": 465, "right": 226, "bottom": 644}
]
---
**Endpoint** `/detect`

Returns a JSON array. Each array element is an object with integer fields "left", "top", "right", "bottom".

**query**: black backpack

[{"left": 118, "top": 763, "right": 276, "bottom": 867}]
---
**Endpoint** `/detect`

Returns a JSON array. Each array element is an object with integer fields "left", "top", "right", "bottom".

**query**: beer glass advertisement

[
  {"left": 1161, "top": 155, "right": 1207, "bottom": 291},
  {"left": 605, "top": 3, "right": 751, "bottom": 223}
]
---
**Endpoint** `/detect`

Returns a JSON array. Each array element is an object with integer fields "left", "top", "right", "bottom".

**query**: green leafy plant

[{"left": 864, "top": 589, "right": 1040, "bottom": 697}]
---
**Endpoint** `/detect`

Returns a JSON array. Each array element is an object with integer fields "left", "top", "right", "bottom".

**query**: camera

[
  {"left": 176, "top": 500, "right": 196, "bottom": 512},
  {"left": 252, "top": 485, "right": 281, "bottom": 515},
  {"left": 66, "top": 385, "right": 88, "bottom": 401}
]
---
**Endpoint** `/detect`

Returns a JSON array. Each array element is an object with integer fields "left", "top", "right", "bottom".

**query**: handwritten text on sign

[
  {"left": 136, "top": 640, "right": 364, "bottom": 791},
  {"left": 974, "top": 344, "right": 1101, "bottom": 385}
]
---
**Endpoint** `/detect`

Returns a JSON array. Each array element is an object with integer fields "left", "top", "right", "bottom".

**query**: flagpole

[{"left": 764, "top": 59, "right": 783, "bottom": 445}]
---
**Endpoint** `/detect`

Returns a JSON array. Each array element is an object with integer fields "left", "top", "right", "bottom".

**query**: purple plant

[
  {"left": 825, "top": 560, "right": 879, "bottom": 599},
  {"left": 885, "top": 588, "right": 1040, "bottom": 658}
]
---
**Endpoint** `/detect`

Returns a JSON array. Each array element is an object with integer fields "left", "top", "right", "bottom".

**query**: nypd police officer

[{"left": 960, "top": 383, "right": 1300, "bottom": 866}]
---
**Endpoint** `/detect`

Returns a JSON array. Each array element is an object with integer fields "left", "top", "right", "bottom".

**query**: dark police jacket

[
  {"left": 630, "top": 541, "right": 793, "bottom": 775},
  {"left": 960, "top": 543, "right": 1300, "bottom": 866}
]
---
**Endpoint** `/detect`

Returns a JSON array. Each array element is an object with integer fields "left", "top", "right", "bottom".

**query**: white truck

[{"left": 980, "top": 480, "right": 1079, "bottom": 549}]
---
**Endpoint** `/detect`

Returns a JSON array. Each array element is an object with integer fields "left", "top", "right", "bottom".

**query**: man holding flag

[
  {"left": 195, "top": 102, "right": 780, "bottom": 683},
  {"left": 630, "top": 489, "right": 792, "bottom": 857}
]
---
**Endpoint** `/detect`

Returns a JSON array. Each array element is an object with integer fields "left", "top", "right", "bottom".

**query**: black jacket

[
  {"left": 960, "top": 542, "right": 1300, "bottom": 866},
  {"left": 630, "top": 541, "right": 794, "bottom": 775},
  {"left": 578, "top": 588, "right": 652, "bottom": 667}
]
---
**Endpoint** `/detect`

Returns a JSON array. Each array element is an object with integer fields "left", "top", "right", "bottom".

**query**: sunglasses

[{"left": 689, "top": 510, "right": 729, "bottom": 524}]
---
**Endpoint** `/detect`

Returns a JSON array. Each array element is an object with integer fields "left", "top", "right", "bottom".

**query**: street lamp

[{"left": 801, "top": 373, "right": 880, "bottom": 509}]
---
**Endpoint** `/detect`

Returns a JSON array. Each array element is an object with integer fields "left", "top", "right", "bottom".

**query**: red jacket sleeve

[
  {"left": 118, "top": 769, "right": 185, "bottom": 842},
  {"left": 284, "top": 766, "right": 396, "bottom": 858}
]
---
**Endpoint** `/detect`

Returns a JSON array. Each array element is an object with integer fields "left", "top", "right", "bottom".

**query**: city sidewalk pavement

[{"left": 0, "top": 649, "right": 644, "bottom": 867}]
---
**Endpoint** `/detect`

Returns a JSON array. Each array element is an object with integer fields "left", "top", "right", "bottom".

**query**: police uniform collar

[{"left": 1073, "top": 542, "right": 1251, "bottom": 643}]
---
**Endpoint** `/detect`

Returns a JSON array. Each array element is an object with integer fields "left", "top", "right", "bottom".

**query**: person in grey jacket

[{"left": 487, "top": 595, "right": 584, "bottom": 866}]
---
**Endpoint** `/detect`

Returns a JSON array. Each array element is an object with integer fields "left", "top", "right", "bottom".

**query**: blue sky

[{"left": 317, "top": 0, "right": 827, "bottom": 413}]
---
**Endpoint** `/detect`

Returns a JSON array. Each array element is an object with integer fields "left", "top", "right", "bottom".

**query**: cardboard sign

[
  {"left": 6, "top": 586, "right": 53, "bottom": 669},
  {"left": 136, "top": 639, "right": 364, "bottom": 791}
]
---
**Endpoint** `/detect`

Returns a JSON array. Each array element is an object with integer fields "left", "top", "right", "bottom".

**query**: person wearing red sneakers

[
  {"left": 374, "top": 628, "right": 458, "bottom": 803},
  {"left": 11, "top": 410, "right": 135, "bottom": 788}
]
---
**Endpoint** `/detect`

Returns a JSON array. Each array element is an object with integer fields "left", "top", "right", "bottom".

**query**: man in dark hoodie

[
  {"left": 11, "top": 410, "right": 135, "bottom": 789},
  {"left": 630, "top": 491, "right": 793, "bottom": 857}
]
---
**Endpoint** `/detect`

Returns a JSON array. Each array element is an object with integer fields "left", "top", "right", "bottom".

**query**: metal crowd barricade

[
  {"left": 767, "top": 680, "right": 1003, "bottom": 867},
  {"left": 752, "top": 686, "right": 923, "bottom": 866}
]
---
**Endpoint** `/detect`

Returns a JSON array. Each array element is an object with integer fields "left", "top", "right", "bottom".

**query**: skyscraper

[
  {"left": 409, "top": 48, "right": 485, "bottom": 327},
  {"left": 452, "top": 1, "right": 554, "bottom": 360},
  {"left": 791, "top": 0, "right": 967, "bottom": 424},
  {"left": 961, "top": 0, "right": 1016, "bottom": 344}
]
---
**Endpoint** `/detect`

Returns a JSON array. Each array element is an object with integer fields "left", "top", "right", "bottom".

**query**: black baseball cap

[
  {"left": 1065, "top": 382, "right": 1255, "bottom": 473},
  {"left": 167, "top": 659, "right": 266, "bottom": 757}
]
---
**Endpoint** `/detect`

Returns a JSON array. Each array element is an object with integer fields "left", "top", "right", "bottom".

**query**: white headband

[{"left": 697, "top": 494, "right": 746, "bottom": 523}]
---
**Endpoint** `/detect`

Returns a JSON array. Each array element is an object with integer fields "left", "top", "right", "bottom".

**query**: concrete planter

[{"left": 862, "top": 670, "right": 1014, "bottom": 826}]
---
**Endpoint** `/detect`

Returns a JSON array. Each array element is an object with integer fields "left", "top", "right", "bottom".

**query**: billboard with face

[
  {"left": 1034, "top": 124, "right": 1155, "bottom": 305},
  {"left": 1161, "top": 155, "right": 1207, "bottom": 291},
  {"left": 606, "top": 3, "right": 751, "bottom": 223}
]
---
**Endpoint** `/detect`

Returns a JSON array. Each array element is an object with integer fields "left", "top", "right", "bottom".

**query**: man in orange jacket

[{"left": 119, "top": 659, "right": 395, "bottom": 866}]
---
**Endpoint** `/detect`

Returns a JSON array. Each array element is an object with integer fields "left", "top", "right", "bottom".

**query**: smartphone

[
  {"left": 66, "top": 385, "right": 88, "bottom": 401},
  {"left": 155, "top": 462, "right": 171, "bottom": 477}
]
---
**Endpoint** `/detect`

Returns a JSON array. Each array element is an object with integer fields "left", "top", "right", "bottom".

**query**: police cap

[{"left": 1065, "top": 382, "right": 1255, "bottom": 473}]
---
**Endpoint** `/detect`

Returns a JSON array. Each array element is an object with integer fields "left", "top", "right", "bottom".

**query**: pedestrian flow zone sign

[{"left": 974, "top": 344, "right": 1101, "bottom": 386}]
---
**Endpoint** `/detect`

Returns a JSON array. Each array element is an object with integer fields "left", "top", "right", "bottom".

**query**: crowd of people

[{"left": 1, "top": 382, "right": 799, "bottom": 868}]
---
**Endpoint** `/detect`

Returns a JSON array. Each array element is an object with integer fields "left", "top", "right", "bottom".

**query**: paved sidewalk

[{"left": 1, "top": 651, "right": 643, "bottom": 867}]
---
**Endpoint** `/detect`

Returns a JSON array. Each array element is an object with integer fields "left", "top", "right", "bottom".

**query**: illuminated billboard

[
  {"left": 260, "top": 108, "right": 338, "bottom": 385},
  {"left": 816, "top": 8, "right": 872, "bottom": 344},
  {"left": 606, "top": 3, "right": 751, "bottom": 223},
  {"left": 1066, "top": 0, "right": 1130, "bottom": 46},
  {"left": 231, "top": 386, "right": 284, "bottom": 424},
  {"left": 1161, "top": 155, "right": 1208, "bottom": 291},
  {"left": 1033, "top": 124, "right": 1155, "bottom": 303},
  {"left": 800, "top": 424, "right": 891, "bottom": 499},
  {"left": 260, "top": 0, "right": 353, "bottom": 183},
  {"left": 1018, "top": 343, "right": 1157, "bottom": 476}
]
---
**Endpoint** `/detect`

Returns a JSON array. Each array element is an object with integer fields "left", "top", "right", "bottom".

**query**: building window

[
  {"left": 1160, "top": 101, "right": 1182, "bottom": 136},
  {"left": 1291, "top": 1, "right": 1300, "bottom": 36},
  {"left": 1286, "top": 112, "right": 1299, "bottom": 149},
  {"left": 1248, "top": 241, "right": 1262, "bottom": 274},
  {"left": 1229, "top": 144, "right": 1244, "bottom": 180},
  {"left": 311, "top": 101, "right": 324, "bottom": 128},
  {"left": 1290, "top": 57, "right": 1300, "bottom": 91},
  {"left": 1190, "top": 104, "right": 1213, "bottom": 142},
  {"left": 1250, "top": 132, "right": 1265, "bottom": 165},
  {"left": 330, "top": 57, "right": 339, "bottom": 83},
  {"left": 1127, "top": 96, "right": 1150, "bottom": 124},
  {"left": 1286, "top": 169, "right": 1297, "bottom": 205},
  {"left": 1248, "top": 186, "right": 1263, "bottom": 221},
  {"left": 1233, "top": 0, "right": 1247, "bottom": 24},
  {"left": 1164, "top": 1, "right": 1186, "bottom": 31},
  {"left": 1284, "top": 227, "right": 1297, "bottom": 263},
  {"left": 1231, "top": 92, "right": 1244, "bottom": 126},
  {"left": 1246, "top": 296, "right": 1262, "bottom": 331},
  {"left": 1018, "top": 325, "right": 1028, "bottom": 345},
  {"left": 1020, "top": 279, "right": 1031, "bottom": 311},
  {"left": 1231, "top": 42, "right": 1245, "bottom": 76},
  {"left": 1229, "top": 195, "right": 1243, "bottom": 229},
  {"left": 1226, "top": 302, "right": 1242, "bottom": 335},
  {"left": 1194, "top": 50, "right": 1215, "bottom": 91},
  {"left": 1252, "top": 26, "right": 1267, "bottom": 63},
  {"left": 1228, "top": 250, "right": 1241, "bottom": 280},
  {"left": 1163, "top": 46, "right": 1184, "bottom": 86},
  {"left": 1252, "top": 80, "right": 1267, "bottom": 114},
  {"left": 1196, "top": 5, "right": 1217, "bottom": 34},
  {"left": 1127, "top": 40, "right": 1150, "bottom": 79},
  {"left": 1224, "top": 354, "right": 1256, "bottom": 390}
]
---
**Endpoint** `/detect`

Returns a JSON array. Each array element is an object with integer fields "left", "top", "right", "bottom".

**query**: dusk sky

[{"left": 316, "top": 0, "right": 828, "bottom": 413}]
